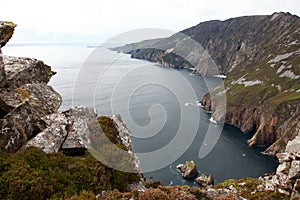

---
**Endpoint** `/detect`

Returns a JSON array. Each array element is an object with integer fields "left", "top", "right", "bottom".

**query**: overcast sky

[{"left": 1, "top": 0, "right": 300, "bottom": 43}]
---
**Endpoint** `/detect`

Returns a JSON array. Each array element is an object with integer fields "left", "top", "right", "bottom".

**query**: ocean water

[{"left": 3, "top": 44, "right": 278, "bottom": 186}]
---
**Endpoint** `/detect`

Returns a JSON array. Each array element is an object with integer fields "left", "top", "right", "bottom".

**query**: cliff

[{"left": 114, "top": 12, "right": 300, "bottom": 155}]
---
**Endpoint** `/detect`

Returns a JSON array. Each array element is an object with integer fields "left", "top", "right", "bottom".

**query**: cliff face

[
  {"left": 199, "top": 13, "right": 300, "bottom": 154},
  {"left": 114, "top": 12, "right": 300, "bottom": 155}
]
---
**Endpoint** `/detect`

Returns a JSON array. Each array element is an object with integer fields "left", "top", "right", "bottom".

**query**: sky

[{"left": 1, "top": 0, "right": 300, "bottom": 44}]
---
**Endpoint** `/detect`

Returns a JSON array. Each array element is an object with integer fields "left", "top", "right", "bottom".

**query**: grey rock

[
  {"left": 26, "top": 107, "right": 97, "bottom": 154},
  {"left": 0, "top": 54, "right": 6, "bottom": 88},
  {"left": 0, "top": 21, "right": 16, "bottom": 87},
  {"left": 177, "top": 160, "right": 199, "bottom": 179},
  {"left": 3, "top": 55, "right": 55, "bottom": 89},
  {"left": 0, "top": 102, "right": 45, "bottom": 153},
  {"left": 276, "top": 162, "right": 291, "bottom": 174},
  {"left": 112, "top": 114, "right": 142, "bottom": 173},
  {"left": 0, "top": 83, "right": 61, "bottom": 116},
  {"left": 286, "top": 134, "right": 300, "bottom": 154},
  {"left": 289, "top": 160, "right": 300, "bottom": 180},
  {"left": 276, "top": 152, "right": 293, "bottom": 163},
  {"left": 291, "top": 179, "right": 300, "bottom": 199},
  {"left": 25, "top": 113, "right": 68, "bottom": 154},
  {"left": 61, "top": 106, "right": 97, "bottom": 155},
  {"left": 195, "top": 173, "right": 209, "bottom": 187}
]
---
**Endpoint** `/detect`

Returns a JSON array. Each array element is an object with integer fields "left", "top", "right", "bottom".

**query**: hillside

[{"left": 113, "top": 12, "right": 300, "bottom": 155}]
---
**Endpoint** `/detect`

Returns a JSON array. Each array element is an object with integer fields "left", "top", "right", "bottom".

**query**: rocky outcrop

[
  {"left": 24, "top": 107, "right": 95, "bottom": 154},
  {"left": 0, "top": 27, "right": 62, "bottom": 153},
  {"left": 177, "top": 161, "right": 199, "bottom": 179},
  {"left": 256, "top": 131, "right": 300, "bottom": 198},
  {"left": 0, "top": 22, "right": 16, "bottom": 87},
  {"left": 0, "top": 102, "right": 46, "bottom": 152},
  {"left": 195, "top": 174, "right": 214, "bottom": 187},
  {"left": 3, "top": 56, "right": 55, "bottom": 89},
  {"left": 0, "top": 22, "right": 16, "bottom": 48}
]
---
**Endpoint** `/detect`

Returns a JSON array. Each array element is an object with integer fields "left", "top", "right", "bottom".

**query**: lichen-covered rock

[
  {"left": 0, "top": 102, "right": 46, "bottom": 153},
  {"left": 0, "top": 21, "right": 16, "bottom": 48},
  {"left": 25, "top": 113, "right": 69, "bottom": 153},
  {"left": 0, "top": 21, "right": 16, "bottom": 87},
  {"left": 25, "top": 107, "right": 97, "bottom": 154},
  {"left": 177, "top": 160, "right": 199, "bottom": 179},
  {"left": 3, "top": 56, "right": 55, "bottom": 89},
  {"left": 0, "top": 83, "right": 61, "bottom": 116},
  {"left": 0, "top": 54, "right": 5, "bottom": 88},
  {"left": 61, "top": 106, "right": 97, "bottom": 155}
]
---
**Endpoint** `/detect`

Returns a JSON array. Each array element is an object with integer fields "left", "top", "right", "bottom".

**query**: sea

[{"left": 3, "top": 43, "right": 278, "bottom": 186}]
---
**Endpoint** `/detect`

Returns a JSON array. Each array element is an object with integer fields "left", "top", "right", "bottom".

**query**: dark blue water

[{"left": 3, "top": 44, "right": 278, "bottom": 186}]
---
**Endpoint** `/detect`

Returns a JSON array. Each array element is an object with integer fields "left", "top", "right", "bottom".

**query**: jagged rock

[
  {"left": 25, "top": 113, "right": 69, "bottom": 153},
  {"left": 277, "top": 152, "right": 293, "bottom": 163},
  {"left": 177, "top": 160, "right": 199, "bottom": 179},
  {"left": 0, "top": 54, "right": 5, "bottom": 88},
  {"left": 0, "top": 102, "right": 46, "bottom": 153},
  {"left": 0, "top": 83, "right": 61, "bottom": 116},
  {"left": 276, "top": 162, "right": 291, "bottom": 174},
  {"left": 286, "top": 134, "right": 300, "bottom": 153},
  {"left": 112, "top": 114, "right": 142, "bottom": 173},
  {"left": 278, "top": 188, "right": 290, "bottom": 196},
  {"left": 0, "top": 21, "right": 16, "bottom": 87},
  {"left": 288, "top": 160, "right": 300, "bottom": 180},
  {"left": 0, "top": 21, "right": 16, "bottom": 48},
  {"left": 207, "top": 174, "right": 214, "bottom": 185},
  {"left": 61, "top": 107, "right": 97, "bottom": 155},
  {"left": 3, "top": 56, "right": 55, "bottom": 89},
  {"left": 26, "top": 107, "right": 97, "bottom": 154},
  {"left": 195, "top": 174, "right": 208, "bottom": 187},
  {"left": 291, "top": 179, "right": 300, "bottom": 199},
  {"left": 195, "top": 174, "right": 214, "bottom": 187}
]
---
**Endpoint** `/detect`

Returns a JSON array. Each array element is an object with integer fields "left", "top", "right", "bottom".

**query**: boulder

[
  {"left": 25, "top": 113, "right": 69, "bottom": 154},
  {"left": 195, "top": 174, "right": 209, "bottom": 187},
  {"left": 26, "top": 107, "right": 97, "bottom": 155},
  {"left": 0, "top": 83, "right": 62, "bottom": 116},
  {"left": 0, "top": 21, "right": 16, "bottom": 87},
  {"left": 0, "top": 54, "right": 5, "bottom": 88},
  {"left": 288, "top": 160, "right": 300, "bottom": 180},
  {"left": 195, "top": 174, "right": 214, "bottom": 187},
  {"left": 291, "top": 179, "right": 300, "bottom": 199},
  {"left": 0, "top": 21, "right": 16, "bottom": 48},
  {"left": 207, "top": 174, "right": 214, "bottom": 185},
  {"left": 0, "top": 102, "right": 46, "bottom": 153},
  {"left": 276, "top": 162, "right": 291, "bottom": 174},
  {"left": 276, "top": 153, "right": 293, "bottom": 163},
  {"left": 3, "top": 56, "right": 55, "bottom": 89},
  {"left": 177, "top": 160, "right": 199, "bottom": 179},
  {"left": 286, "top": 134, "right": 300, "bottom": 154},
  {"left": 60, "top": 107, "right": 97, "bottom": 155}
]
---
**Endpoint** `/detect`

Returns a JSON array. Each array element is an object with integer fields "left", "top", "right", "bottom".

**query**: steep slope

[{"left": 114, "top": 12, "right": 300, "bottom": 155}]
